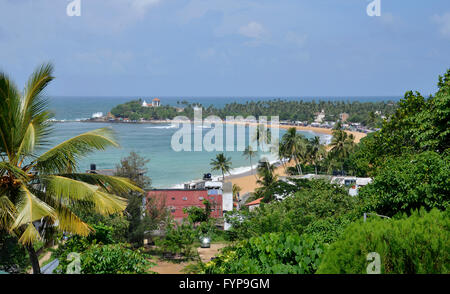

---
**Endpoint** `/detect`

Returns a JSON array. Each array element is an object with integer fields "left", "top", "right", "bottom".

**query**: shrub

[
  {"left": 157, "top": 222, "right": 197, "bottom": 259},
  {"left": 317, "top": 208, "right": 450, "bottom": 274},
  {"left": 204, "top": 232, "right": 325, "bottom": 274},
  {"left": 227, "top": 179, "right": 358, "bottom": 241},
  {"left": 81, "top": 244, "right": 153, "bottom": 274},
  {"left": 359, "top": 151, "right": 450, "bottom": 217}
]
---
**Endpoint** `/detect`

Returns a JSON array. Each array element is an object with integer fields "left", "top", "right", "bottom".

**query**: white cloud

[
  {"left": 285, "top": 32, "right": 307, "bottom": 48},
  {"left": 238, "top": 21, "right": 265, "bottom": 39},
  {"left": 433, "top": 12, "right": 450, "bottom": 38},
  {"left": 129, "top": 0, "right": 161, "bottom": 15}
]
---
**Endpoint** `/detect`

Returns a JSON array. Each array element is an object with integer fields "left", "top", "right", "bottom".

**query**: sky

[{"left": 0, "top": 0, "right": 450, "bottom": 97}]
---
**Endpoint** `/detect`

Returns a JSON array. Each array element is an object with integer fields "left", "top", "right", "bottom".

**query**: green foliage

[
  {"left": 227, "top": 180, "right": 358, "bottom": 242},
  {"left": 157, "top": 222, "right": 197, "bottom": 259},
  {"left": 81, "top": 244, "right": 153, "bottom": 274},
  {"left": 359, "top": 151, "right": 450, "bottom": 217},
  {"left": 55, "top": 223, "right": 116, "bottom": 272},
  {"left": 115, "top": 152, "right": 153, "bottom": 247},
  {"left": 0, "top": 231, "right": 29, "bottom": 273},
  {"left": 183, "top": 200, "right": 211, "bottom": 224},
  {"left": 204, "top": 232, "right": 325, "bottom": 274},
  {"left": 317, "top": 209, "right": 450, "bottom": 274},
  {"left": 110, "top": 99, "right": 397, "bottom": 125}
]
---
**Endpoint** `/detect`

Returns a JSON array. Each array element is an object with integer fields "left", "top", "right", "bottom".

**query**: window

[
  {"left": 210, "top": 196, "right": 214, "bottom": 200},
  {"left": 171, "top": 197, "right": 175, "bottom": 201},
  {"left": 199, "top": 197, "right": 204, "bottom": 201},
  {"left": 182, "top": 197, "right": 187, "bottom": 201}
]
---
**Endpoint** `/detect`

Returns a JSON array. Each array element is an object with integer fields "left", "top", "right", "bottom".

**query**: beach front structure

[
  {"left": 279, "top": 174, "right": 373, "bottom": 197},
  {"left": 245, "top": 197, "right": 263, "bottom": 211}
]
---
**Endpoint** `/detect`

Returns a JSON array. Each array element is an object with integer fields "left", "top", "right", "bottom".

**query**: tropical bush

[
  {"left": 157, "top": 222, "right": 197, "bottom": 259},
  {"left": 317, "top": 209, "right": 450, "bottom": 274},
  {"left": 227, "top": 180, "right": 358, "bottom": 241},
  {"left": 0, "top": 231, "right": 29, "bottom": 273},
  {"left": 204, "top": 232, "right": 325, "bottom": 274},
  {"left": 359, "top": 151, "right": 450, "bottom": 217},
  {"left": 81, "top": 244, "right": 153, "bottom": 274}
]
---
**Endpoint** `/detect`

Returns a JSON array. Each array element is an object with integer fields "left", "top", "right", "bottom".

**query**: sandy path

[{"left": 150, "top": 243, "right": 227, "bottom": 274}]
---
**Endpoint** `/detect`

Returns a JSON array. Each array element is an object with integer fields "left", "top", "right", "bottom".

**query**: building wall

[{"left": 147, "top": 189, "right": 223, "bottom": 221}]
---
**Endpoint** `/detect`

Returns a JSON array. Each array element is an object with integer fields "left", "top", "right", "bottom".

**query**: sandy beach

[{"left": 223, "top": 125, "right": 367, "bottom": 195}]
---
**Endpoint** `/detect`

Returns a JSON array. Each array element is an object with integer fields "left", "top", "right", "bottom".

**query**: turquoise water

[
  {"left": 49, "top": 121, "right": 326, "bottom": 188},
  {"left": 46, "top": 96, "right": 397, "bottom": 187}
]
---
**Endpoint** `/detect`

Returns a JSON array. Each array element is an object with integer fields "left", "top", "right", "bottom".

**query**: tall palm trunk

[
  {"left": 26, "top": 244, "right": 41, "bottom": 274},
  {"left": 315, "top": 165, "right": 318, "bottom": 175}
]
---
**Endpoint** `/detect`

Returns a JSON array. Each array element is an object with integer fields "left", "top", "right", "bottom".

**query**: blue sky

[{"left": 0, "top": 0, "right": 449, "bottom": 97}]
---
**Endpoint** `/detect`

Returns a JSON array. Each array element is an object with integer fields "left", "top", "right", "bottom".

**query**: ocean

[{"left": 46, "top": 96, "right": 400, "bottom": 188}]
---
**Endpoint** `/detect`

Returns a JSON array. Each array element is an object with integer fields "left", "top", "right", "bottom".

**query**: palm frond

[
  {"left": 33, "top": 128, "right": 119, "bottom": 174},
  {"left": 0, "top": 72, "right": 21, "bottom": 160},
  {"left": 0, "top": 161, "right": 29, "bottom": 181},
  {"left": 11, "top": 185, "right": 56, "bottom": 230},
  {"left": 54, "top": 206, "right": 92, "bottom": 236},
  {"left": 59, "top": 173, "right": 144, "bottom": 194},
  {"left": 18, "top": 223, "right": 41, "bottom": 245},
  {"left": 0, "top": 195, "right": 17, "bottom": 230},
  {"left": 42, "top": 175, "right": 127, "bottom": 215}
]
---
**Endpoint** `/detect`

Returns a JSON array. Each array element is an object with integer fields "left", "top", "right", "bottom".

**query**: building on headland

[
  {"left": 152, "top": 98, "right": 161, "bottom": 107},
  {"left": 142, "top": 98, "right": 161, "bottom": 108}
]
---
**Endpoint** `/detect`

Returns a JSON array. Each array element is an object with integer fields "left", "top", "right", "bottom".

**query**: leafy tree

[
  {"left": 0, "top": 64, "right": 141, "bottom": 274},
  {"left": 280, "top": 128, "right": 307, "bottom": 175},
  {"left": 359, "top": 151, "right": 450, "bottom": 217},
  {"left": 115, "top": 152, "right": 152, "bottom": 247},
  {"left": 329, "top": 129, "right": 355, "bottom": 174},
  {"left": 183, "top": 199, "right": 211, "bottom": 224},
  {"left": 81, "top": 244, "right": 153, "bottom": 274},
  {"left": 0, "top": 231, "right": 29, "bottom": 273},
  {"left": 204, "top": 232, "right": 325, "bottom": 274},
  {"left": 210, "top": 153, "right": 232, "bottom": 181},
  {"left": 306, "top": 136, "right": 326, "bottom": 175}
]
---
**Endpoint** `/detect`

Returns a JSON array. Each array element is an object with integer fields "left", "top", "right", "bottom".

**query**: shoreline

[{"left": 52, "top": 120, "right": 368, "bottom": 193}]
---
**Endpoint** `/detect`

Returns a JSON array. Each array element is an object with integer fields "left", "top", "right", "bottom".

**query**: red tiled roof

[
  {"left": 245, "top": 197, "right": 263, "bottom": 206},
  {"left": 153, "top": 98, "right": 160, "bottom": 101}
]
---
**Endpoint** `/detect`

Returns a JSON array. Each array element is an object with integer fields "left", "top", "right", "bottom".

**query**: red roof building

[
  {"left": 245, "top": 197, "right": 263, "bottom": 211},
  {"left": 146, "top": 189, "right": 223, "bottom": 221}
]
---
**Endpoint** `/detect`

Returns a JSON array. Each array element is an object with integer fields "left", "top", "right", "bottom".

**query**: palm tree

[
  {"left": 210, "top": 153, "right": 232, "bottom": 181},
  {"left": 256, "top": 160, "right": 277, "bottom": 189},
  {"left": 0, "top": 64, "right": 142, "bottom": 274},
  {"left": 329, "top": 130, "right": 355, "bottom": 174},
  {"left": 232, "top": 184, "right": 241, "bottom": 202},
  {"left": 242, "top": 146, "right": 257, "bottom": 179},
  {"left": 306, "top": 136, "right": 326, "bottom": 175},
  {"left": 280, "top": 128, "right": 307, "bottom": 175}
]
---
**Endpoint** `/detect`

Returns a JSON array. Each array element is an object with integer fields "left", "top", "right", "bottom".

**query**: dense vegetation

[
  {"left": 110, "top": 98, "right": 398, "bottom": 128},
  {"left": 194, "top": 70, "right": 450, "bottom": 274},
  {"left": 317, "top": 209, "right": 449, "bottom": 274}
]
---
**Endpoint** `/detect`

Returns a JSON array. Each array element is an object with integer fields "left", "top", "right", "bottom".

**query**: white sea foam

[{"left": 145, "top": 124, "right": 178, "bottom": 129}]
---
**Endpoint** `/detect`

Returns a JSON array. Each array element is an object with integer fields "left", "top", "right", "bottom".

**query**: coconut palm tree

[
  {"left": 280, "top": 128, "right": 307, "bottom": 175},
  {"left": 329, "top": 130, "right": 355, "bottom": 174},
  {"left": 256, "top": 161, "right": 277, "bottom": 189},
  {"left": 210, "top": 153, "right": 232, "bottom": 181},
  {"left": 0, "top": 64, "right": 142, "bottom": 274},
  {"left": 306, "top": 136, "right": 326, "bottom": 175},
  {"left": 232, "top": 184, "right": 241, "bottom": 202},
  {"left": 242, "top": 146, "right": 257, "bottom": 179}
]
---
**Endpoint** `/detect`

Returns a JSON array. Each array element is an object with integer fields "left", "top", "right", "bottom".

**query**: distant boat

[{"left": 92, "top": 112, "right": 103, "bottom": 118}]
